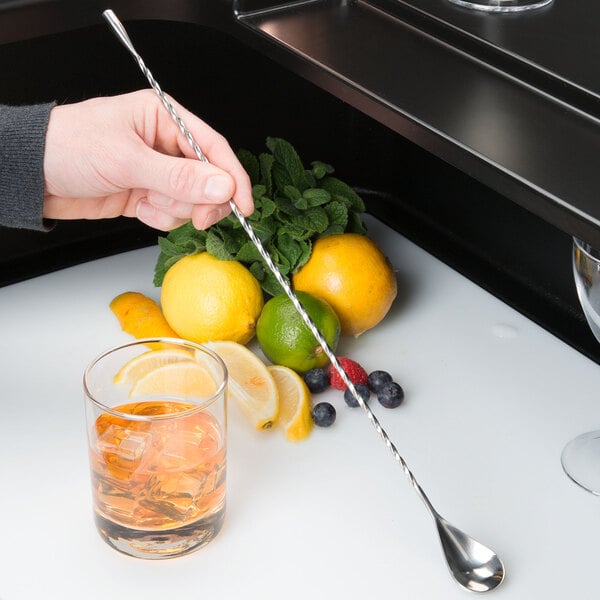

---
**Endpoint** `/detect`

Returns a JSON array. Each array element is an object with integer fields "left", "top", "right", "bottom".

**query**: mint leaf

[
  {"left": 294, "top": 238, "right": 312, "bottom": 272},
  {"left": 206, "top": 230, "right": 235, "bottom": 260},
  {"left": 266, "top": 137, "right": 311, "bottom": 191},
  {"left": 303, "top": 188, "right": 331, "bottom": 207},
  {"left": 237, "top": 148, "right": 260, "bottom": 184},
  {"left": 276, "top": 233, "right": 303, "bottom": 271},
  {"left": 259, "top": 152, "right": 274, "bottom": 196},
  {"left": 154, "top": 253, "right": 181, "bottom": 286},
  {"left": 251, "top": 220, "right": 277, "bottom": 244},
  {"left": 261, "top": 197, "right": 276, "bottom": 219},
  {"left": 294, "top": 197, "right": 308, "bottom": 210},
  {"left": 236, "top": 240, "right": 263, "bottom": 262},
  {"left": 275, "top": 197, "right": 300, "bottom": 218},
  {"left": 324, "top": 200, "right": 348, "bottom": 229},
  {"left": 262, "top": 271, "right": 286, "bottom": 297},
  {"left": 283, "top": 185, "right": 302, "bottom": 202},
  {"left": 347, "top": 211, "right": 368, "bottom": 234},
  {"left": 311, "top": 160, "right": 334, "bottom": 180},
  {"left": 295, "top": 207, "right": 329, "bottom": 233},
  {"left": 252, "top": 184, "right": 267, "bottom": 201},
  {"left": 320, "top": 176, "right": 366, "bottom": 212},
  {"left": 249, "top": 261, "right": 266, "bottom": 282},
  {"left": 157, "top": 236, "right": 183, "bottom": 257}
]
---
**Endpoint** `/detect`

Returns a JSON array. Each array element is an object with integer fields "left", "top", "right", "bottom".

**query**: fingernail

[
  {"left": 203, "top": 209, "right": 221, "bottom": 229},
  {"left": 151, "top": 194, "right": 173, "bottom": 207},
  {"left": 136, "top": 202, "right": 155, "bottom": 221},
  {"left": 204, "top": 175, "right": 232, "bottom": 202}
]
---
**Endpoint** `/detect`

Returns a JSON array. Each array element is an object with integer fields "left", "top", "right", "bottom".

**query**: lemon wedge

[
  {"left": 205, "top": 341, "right": 279, "bottom": 430},
  {"left": 114, "top": 348, "right": 194, "bottom": 385},
  {"left": 267, "top": 365, "right": 313, "bottom": 442},
  {"left": 129, "top": 361, "right": 219, "bottom": 399}
]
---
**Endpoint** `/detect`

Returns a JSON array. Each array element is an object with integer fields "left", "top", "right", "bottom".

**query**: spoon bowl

[{"left": 436, "top": 516, "right": 505, "bottom": 592}]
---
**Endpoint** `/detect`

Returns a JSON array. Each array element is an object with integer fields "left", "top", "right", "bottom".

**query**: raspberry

[{"left": 328, "top": 358, "right": 368, "bottom": 390}]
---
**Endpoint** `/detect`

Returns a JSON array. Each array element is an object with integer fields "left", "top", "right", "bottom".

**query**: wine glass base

[
  {"left": 446, "top": 0, "right": 553, "bottom": 12},
  {"left": 561, "top": 431, "right": 600, "bottom": 495}
]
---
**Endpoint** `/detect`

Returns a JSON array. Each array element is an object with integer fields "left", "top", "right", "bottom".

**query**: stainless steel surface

[
  {"left": 236, "top": 0, "right": 600, "bottom": 248},
  {"left": 446, "top": 0, "right": 552, "bottom": 12},
  {"left": 103, "top": 9, "right": 505, "bottom": 591},
  {"left": 1, "top": 1, "right": 600, "bottom": 247}
]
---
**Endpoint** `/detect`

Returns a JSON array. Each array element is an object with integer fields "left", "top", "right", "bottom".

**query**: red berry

[{"left": 328, "top": 358, "right": 368, "bottom": 390}]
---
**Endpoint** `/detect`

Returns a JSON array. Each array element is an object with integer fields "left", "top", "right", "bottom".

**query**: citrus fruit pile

[{"left": 109, "top": 231, "right": 400, "bottom": 441}]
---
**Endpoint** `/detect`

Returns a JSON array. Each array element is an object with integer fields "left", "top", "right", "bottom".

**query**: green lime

[{"left": 256, "top": 291, "right": 341, "bottom": 373}]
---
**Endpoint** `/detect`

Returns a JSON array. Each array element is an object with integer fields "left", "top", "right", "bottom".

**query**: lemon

[
  {"left": 256, "top": 291, "right": 340, "bottom": 373},
  {"left": 160, "top": 253, "right": 264, "bottom": 345},
  {"left": 129, "top": 361, "right": 219, "bottom": 398},
  {"left": 205, "top": 340, "right": 279, "bottom": 430},
  {"left": 110, "top": 291, "right": 178, "bottom": 343},
  {"left": 292, "top": 233, "right": 397, "bottom": 336},
  {"left": 113, "top": 348, "right": 193, "bottom": 384},
  {"left": 268, "top": 365, "right": 313, "bottom": 442}
]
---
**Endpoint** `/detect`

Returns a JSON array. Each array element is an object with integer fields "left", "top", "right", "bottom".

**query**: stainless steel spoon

[{"left": 102, "top": 9, "right": 505, "bottom": 592}]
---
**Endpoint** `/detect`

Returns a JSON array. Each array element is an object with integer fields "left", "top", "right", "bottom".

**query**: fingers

[
  {"left": 154, "top": 97, "right": 254, "bottom": 217},
  {"left": 191, "top": 203, "right": 232, "bottom": 230},
  {"left": 144, "top": 190, "right": 233, "bottom": 230},
  {"left": 129, "top": 147, "right": 235, "bottom": 206},
  {"left": 135, "top": 201, "right": 190, "bottom": 231}
]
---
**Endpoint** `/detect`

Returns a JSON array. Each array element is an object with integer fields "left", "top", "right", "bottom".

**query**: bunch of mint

[{"left": 153, "top": 137, "right": 367, "bottom": 296}]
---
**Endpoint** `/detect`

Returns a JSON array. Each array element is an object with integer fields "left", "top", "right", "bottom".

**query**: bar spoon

[{"left": 102, "top": 9, "right": 505, "bottom": 592}]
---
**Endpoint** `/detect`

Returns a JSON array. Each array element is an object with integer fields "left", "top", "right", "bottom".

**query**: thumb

[{"left": 129, "top": 147, "right": 235, "bottom": 206}]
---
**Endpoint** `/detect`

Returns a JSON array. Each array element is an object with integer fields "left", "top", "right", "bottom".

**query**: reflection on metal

[{"left": 446, "top": 0, "right": 553, "bottom": 12}]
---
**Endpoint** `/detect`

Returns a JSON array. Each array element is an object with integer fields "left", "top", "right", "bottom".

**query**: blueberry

[
  {"left": 377, "top": 382, "right": 405, "bottom": 408},
  {"left": 367, "top": 370, "right": 393, "bottom": 392},
  {"left": 303, "top": 368, "right": 330, "bottom": 393},
  {"left": 312, "top": 402, "right": 336, "bottom": 427},
  {"left": 344, "top": 383, "right": 371, "bottom": 408}
]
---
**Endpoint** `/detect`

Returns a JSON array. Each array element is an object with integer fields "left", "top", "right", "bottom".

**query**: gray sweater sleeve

[{"left": 0, "top": 102, "right": 56, "bottom": 231}]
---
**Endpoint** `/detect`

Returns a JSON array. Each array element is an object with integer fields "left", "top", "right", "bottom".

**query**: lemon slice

[
  {"left": 205, "top": 341, "right": 279, "bottom": 430},
  {"left": 129, "top": 361, "right": 218, "bottom": 399},
  {"left": 267, "top": 365, "right": 313, "bottom": 442},
  {"left": 114, "top": 348, "right": 194, "bottom": 384}
]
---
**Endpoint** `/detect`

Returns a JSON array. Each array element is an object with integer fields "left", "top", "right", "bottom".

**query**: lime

[{"left": 256, "top": 291, "right": 340, "bottom": 373}]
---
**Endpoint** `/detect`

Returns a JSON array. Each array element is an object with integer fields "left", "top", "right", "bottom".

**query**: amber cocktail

[{"left": 84, "top": 339, "right": 227, "bottom": 559}]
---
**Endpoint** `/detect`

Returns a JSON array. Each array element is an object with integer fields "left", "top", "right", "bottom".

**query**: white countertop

[{"left": 1, "top": 215, "right": 600, "bottom": 599}]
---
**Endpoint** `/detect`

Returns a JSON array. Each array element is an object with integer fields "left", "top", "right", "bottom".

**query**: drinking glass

[
  {"left": 84, "top": 338, "right": 228, "bottom": 558},
  {"left": 561, "top": 239, "right": 600, "bottom": 494},
  {"left": 446, "top": 0, "right": 552, "bottom": 12}
]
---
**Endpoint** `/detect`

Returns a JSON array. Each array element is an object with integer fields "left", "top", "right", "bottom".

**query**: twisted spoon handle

[{"left": 102, "top": 8, "right": 438, "bottom": 518}]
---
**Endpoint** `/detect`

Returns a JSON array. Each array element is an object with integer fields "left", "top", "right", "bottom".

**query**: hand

[{"left": 42, "top": 90, "right": 253, "bottom": 231}]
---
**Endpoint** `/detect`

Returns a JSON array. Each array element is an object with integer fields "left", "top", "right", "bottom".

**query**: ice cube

[{"left": 97, "top": 425, "right": 152, "bottom": 475}]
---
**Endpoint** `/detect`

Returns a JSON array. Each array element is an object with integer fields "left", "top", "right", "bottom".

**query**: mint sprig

[{"left": 153, "top": 137, "right": 367, "bottom": 296}]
